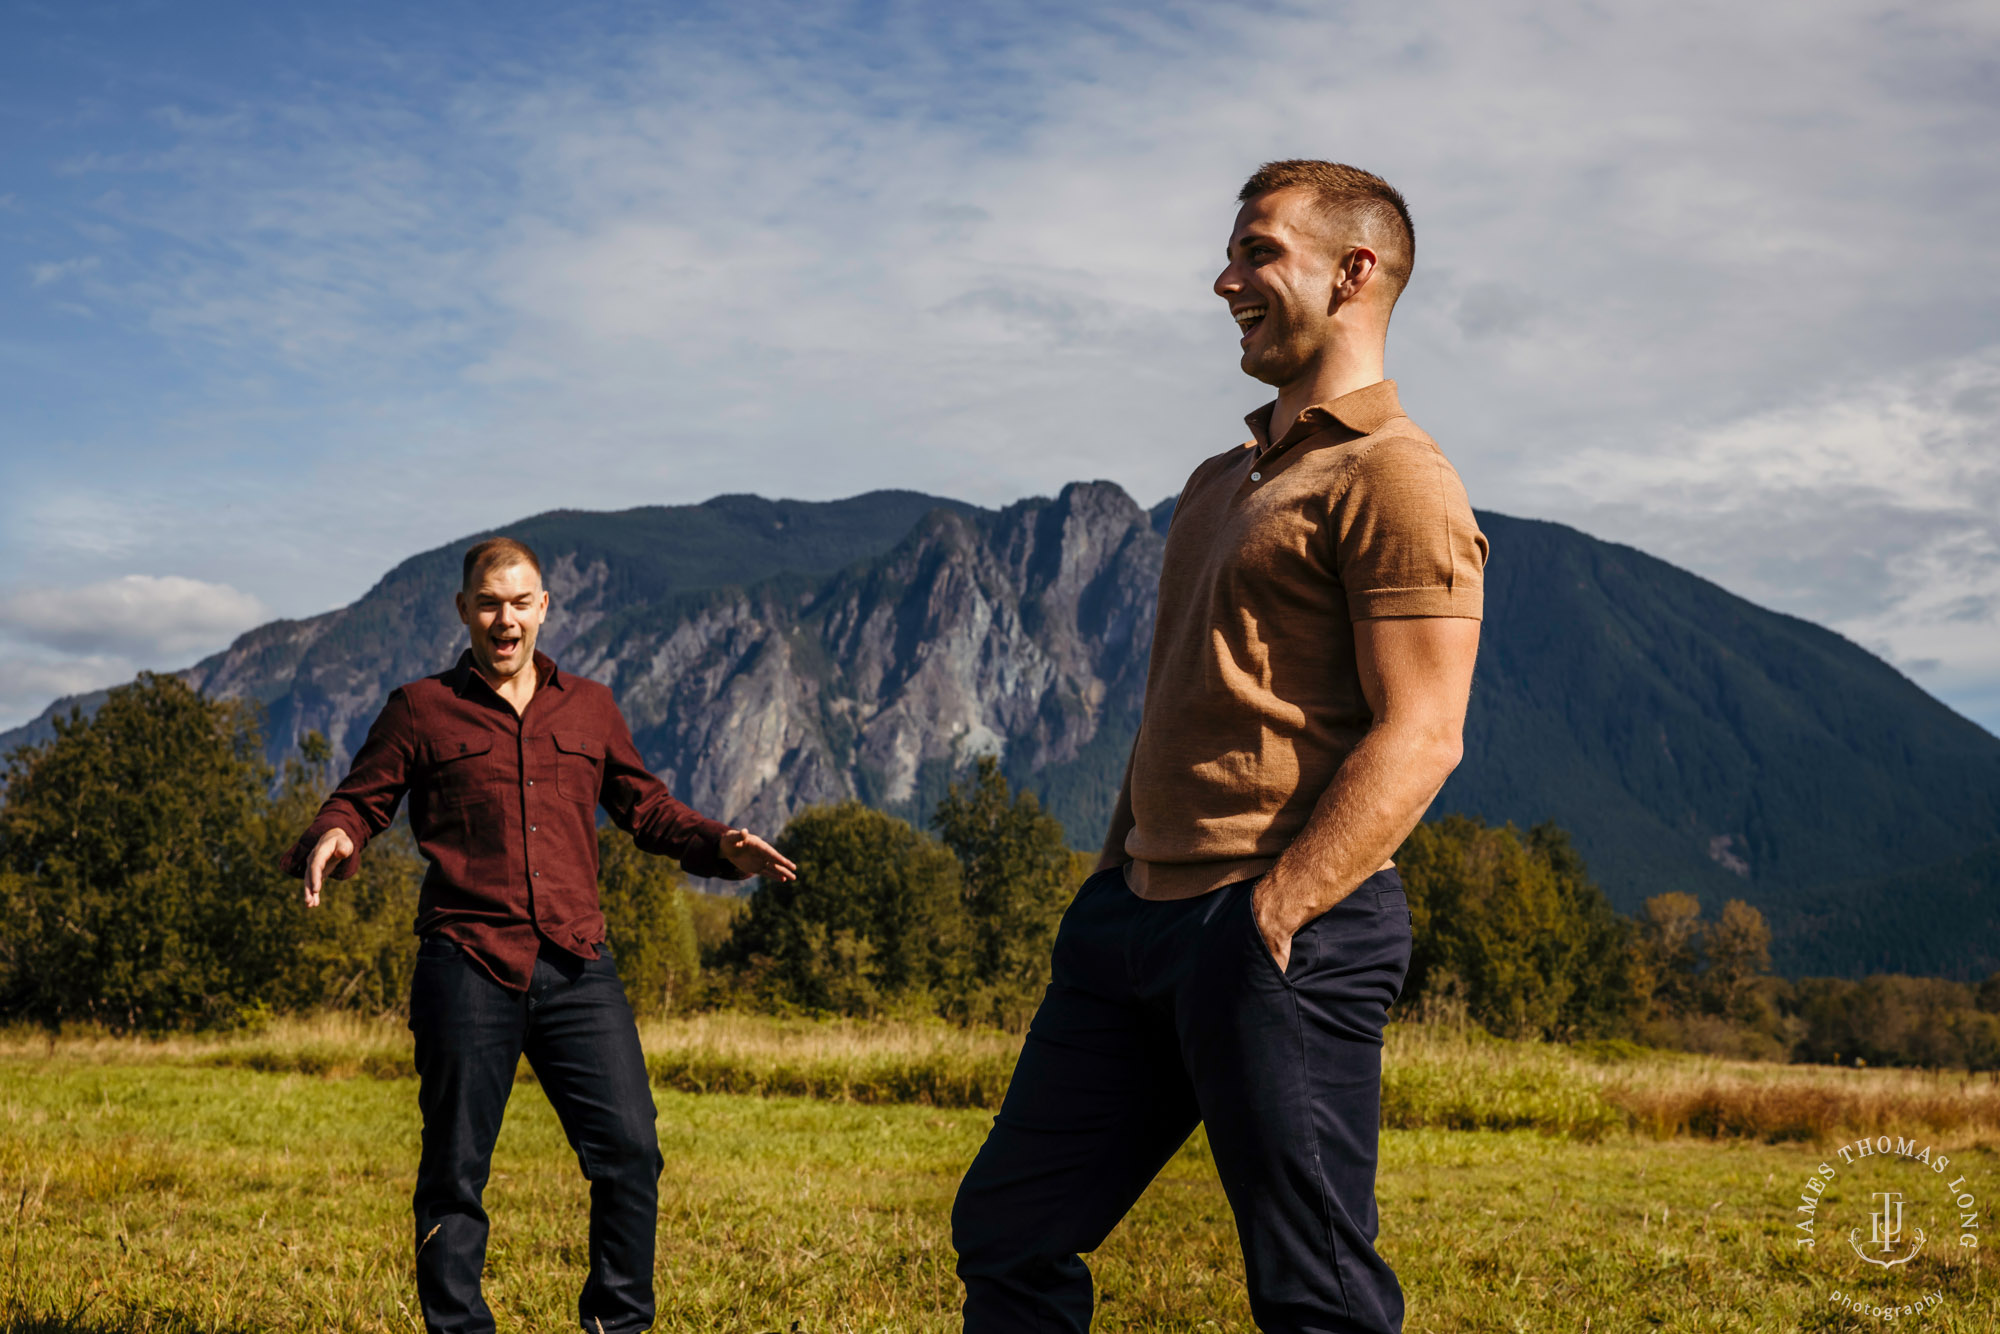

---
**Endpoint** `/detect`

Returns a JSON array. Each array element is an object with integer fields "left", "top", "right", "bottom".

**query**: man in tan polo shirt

[{"left": 953, "top": 161, "right": 1485, "bottom": 1333}]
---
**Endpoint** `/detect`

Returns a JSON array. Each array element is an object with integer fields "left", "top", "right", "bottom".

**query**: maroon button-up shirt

[{"left": 279, "top": 650, "right": 742, "bottom": 990}]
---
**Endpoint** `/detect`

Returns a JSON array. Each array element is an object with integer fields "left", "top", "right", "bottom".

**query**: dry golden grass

[
  {"left": 1603, "top": 1056, "right": 2000, "bottom": 1141},
  {"left": 7, "top": 1013, "right": 2000, "bottom": 1144},
  {"left": 637, "top": 1013, "right": 1019, "bottom": 1106},
  {"left": 1387, "top": 1022, "right": 2000, "bottom": 1143}
]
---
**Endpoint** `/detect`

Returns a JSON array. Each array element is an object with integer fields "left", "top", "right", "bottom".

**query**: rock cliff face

[
  {"left": 141, "top": 484, "right": 1160, "bottom": 849},
  {"left": 562, "top": 482, "right": 1165, "bottom": 842}
]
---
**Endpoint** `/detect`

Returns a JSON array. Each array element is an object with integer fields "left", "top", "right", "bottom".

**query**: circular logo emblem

[{"left": 1788, "top": 1133, "right": 1984, "bottom": 1320}]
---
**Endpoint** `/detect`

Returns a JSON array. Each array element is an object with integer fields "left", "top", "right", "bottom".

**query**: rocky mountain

[{"left": 7, "top": 485, "right": 1998, "bottom": 978}]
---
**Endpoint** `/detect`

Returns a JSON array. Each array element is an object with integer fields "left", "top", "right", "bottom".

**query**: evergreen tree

[
  {"left": 1397, "top": 815, "right": 1640, "bottom": 1039},
  {"left": 931, "top": 757, "right": 1074, "bottom": 1029},
  {"left": 717, "top": 802, "right": 966, "bottom": 1016},
  {"left": 1526, "top": 823, "right": 1647, "bottom": 1035},
  {"left": 1, "top": 675, "right": 288, "bottom": 1030},
  {"left": 0, "top": 679, "right": 425, "bottom": 1030},
  {"left": 597, "top": 827, "right": 701, "bottom": 1016}
]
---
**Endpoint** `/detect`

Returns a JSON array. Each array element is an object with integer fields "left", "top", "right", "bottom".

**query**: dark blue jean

[
  {"left": 408, "top": 937, "right": 663, "bottom": 1334},
  {"left": 953, "top": 867, "right": 1412, "bottom": 1334}
]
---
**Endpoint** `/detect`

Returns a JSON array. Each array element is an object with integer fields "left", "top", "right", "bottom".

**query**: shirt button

[
  {"left": 1250, "top": 471, "right": 1262, "bottom": 482},
  {"left": 527, "top": 779, "right": 534, "bottom": 787},
  {"left": 529, "top": 824, "right": 537, "bottom": 832},
  {"left": 533, "top": 870, "right": 541, "bottom": 878}
]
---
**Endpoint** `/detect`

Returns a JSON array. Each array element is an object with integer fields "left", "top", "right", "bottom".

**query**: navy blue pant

[
  {"left": 408, "top": 937, "right": 663, "bottom": 1334},
  {"left": 953, "top": 868, "right": 1412, "bottom": 1333}
]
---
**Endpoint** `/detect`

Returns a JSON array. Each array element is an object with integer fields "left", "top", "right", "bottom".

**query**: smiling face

[
  {"left": 455, "top": 560, "right": 548, "bottom": 683},
  {"left": 1214, "top": 187, "right": 1349, "bottom": 389}
]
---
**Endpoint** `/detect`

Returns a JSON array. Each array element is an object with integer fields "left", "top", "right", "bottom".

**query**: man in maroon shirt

[{"left": 281, "top": 536, "right": 794, "bottom": 1334}]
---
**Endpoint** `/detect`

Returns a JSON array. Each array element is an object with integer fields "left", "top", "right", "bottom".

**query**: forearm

[
  {"left": 1259, "top": 718, "right": 1462, "bottom": 932},
  {"left": 600, "top": 707, "right": 741, "bottom": 878},
  {"left": 624, "top": 789, "right": 740, "bottom": 878}
]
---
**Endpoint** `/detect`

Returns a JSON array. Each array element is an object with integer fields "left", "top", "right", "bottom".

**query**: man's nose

[{"left": 1214, "top": 262, "right": 1242, "bottom": 298}]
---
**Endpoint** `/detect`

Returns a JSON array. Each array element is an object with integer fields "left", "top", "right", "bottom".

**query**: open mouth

[
  {"left": 489, "top": 634, "right": 523, "bottom": 660},
  {"left": 1232, "top": 304, "right": 1267, "bottom": 342}
]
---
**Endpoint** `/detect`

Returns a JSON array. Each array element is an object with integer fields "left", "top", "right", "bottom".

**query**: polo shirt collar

[{"left": 1244, "top": 379, "right": 1405, "bottom": 451}]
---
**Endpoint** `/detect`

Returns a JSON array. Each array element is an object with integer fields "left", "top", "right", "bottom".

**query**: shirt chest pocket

[
  {"left": 424, "top": 734, "right": 496, "bottom": 807},
  {"left": 552, "top": 731, "right": 604, "bottom": 804}
]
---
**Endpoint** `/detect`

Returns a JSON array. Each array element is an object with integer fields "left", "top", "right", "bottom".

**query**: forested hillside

[
  {"left": 6, "top": 486, "right": 1997, "bottom": 978},
  {"left": 1441, "top": 513, "right": 2000, "bottom": 975}
]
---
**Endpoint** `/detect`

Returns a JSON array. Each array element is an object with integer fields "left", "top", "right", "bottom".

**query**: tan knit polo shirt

[{"left": 1123, "top": 379, "right": 1487, "bottom": 899}]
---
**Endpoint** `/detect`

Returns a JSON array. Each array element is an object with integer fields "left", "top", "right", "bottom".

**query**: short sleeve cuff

[{"left": 1346, "top": 583, "right": 1484, "bottom": 621}]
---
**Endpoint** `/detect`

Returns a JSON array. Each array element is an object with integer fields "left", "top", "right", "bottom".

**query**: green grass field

[{"left": 4, "top": 1018, "right": 1996, "bottom": 1332}]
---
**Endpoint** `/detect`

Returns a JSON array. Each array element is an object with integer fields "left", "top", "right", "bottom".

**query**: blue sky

[{"left": 4, "top": 0, "right": 1999, "bottom": 733}]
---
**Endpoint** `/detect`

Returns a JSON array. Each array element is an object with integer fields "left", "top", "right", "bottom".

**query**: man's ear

[
  {"left": 454, "top": 590, "right": 471, "bottom": 626},
  {"left": 1336, "top": 246, "right": 1380, "bottom": 303}
]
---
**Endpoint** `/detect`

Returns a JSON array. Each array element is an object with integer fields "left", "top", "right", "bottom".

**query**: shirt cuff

[
  {"left": 1346, "top": 583, "right": 1484, "bottom": 621},
  {"left": 678, "top": 817, "right": 748, "bottom": 880}
]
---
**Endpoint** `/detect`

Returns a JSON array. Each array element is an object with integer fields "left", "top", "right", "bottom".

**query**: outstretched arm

[
  {"left": 1250, "top": 615, "right": 1480, "bottom": 969},
  {"left": 279, "top": 690, "right": 418, "bottom": 907},
  {"left": 599, "top": 705, "right": 795, "bottom": 882}
]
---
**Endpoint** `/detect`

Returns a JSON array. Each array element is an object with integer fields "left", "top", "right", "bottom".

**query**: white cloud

[
  {"left": 0, "top": 653, "right": 134, "bottom": 732},
  {"left": 0, "top": 575, "right": 267, "bottom": 660},
  {"left": 1540, "top": 346, "right": 2000, "bottom": 705}
]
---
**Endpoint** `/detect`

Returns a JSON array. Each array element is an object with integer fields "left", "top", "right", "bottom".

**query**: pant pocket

[{"left": 1238, "top": 880, "right": 1301, "bottom": 988}]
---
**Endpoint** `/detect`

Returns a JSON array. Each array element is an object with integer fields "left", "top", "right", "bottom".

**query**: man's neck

[
  {"left": 475, "top": 659, "right": 538, "bottom": 716},
  {"left": 1268, "top": 336, "right": 1385, "bottom": 445}
]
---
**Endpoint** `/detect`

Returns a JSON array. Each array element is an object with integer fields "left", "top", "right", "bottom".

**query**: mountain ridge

[{"left": 7, "top": 485, "right": 1997, "bottom": 978}]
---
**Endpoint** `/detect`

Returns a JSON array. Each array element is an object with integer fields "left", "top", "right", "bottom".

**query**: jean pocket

[{"left": 416, "top": 935, "right": 460, "bottom": 960}]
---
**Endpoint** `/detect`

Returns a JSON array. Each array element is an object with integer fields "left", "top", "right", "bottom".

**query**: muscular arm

[{"left": 1251, "top": 615, "right": 1480, "bottom": 968}]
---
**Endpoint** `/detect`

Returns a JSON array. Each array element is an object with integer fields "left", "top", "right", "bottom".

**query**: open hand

[
  {"left": 721, "top": 828, "right": 798, "bottom": 882},
  {"left": 304, "top": 827, "right": 355, "bottom": 907}
]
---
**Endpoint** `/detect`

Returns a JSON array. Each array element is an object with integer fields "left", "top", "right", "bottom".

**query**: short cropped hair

[
  {"left": 461, "top": 537, "right": 543, "bottom": 592},
  {"left": 1238, "top": 160, "right": 1415, "bottom": 299}
]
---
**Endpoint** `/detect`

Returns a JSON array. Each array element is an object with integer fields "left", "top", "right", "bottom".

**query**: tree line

[{"left": 4, "top": 674, "right": 1998, "bottom": 1070}]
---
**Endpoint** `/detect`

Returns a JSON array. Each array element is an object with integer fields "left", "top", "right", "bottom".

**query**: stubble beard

[{"left": 1240, "top": 327, "right": 1310, "bottom": 389}]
